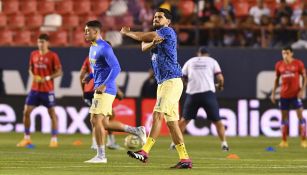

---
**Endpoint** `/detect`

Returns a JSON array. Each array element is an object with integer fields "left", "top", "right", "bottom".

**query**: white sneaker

[
  {"left": 84, "top": 156, "right": 107, "bottom": 163},
  {"left": 136, "top": 126, "right": 147, "bottom": 145}
]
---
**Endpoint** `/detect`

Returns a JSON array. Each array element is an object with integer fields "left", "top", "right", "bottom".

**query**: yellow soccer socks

[
  {"left": 175, "top": 143, "right": 189, "bottom": 160},
  {"left": 142, "top": 137, "right": 156, "bottom": 153}
]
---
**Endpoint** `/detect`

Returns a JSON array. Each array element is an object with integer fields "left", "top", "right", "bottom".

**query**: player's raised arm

[{"left": 120, "top": 27, "right": 158, "bottom": 43}]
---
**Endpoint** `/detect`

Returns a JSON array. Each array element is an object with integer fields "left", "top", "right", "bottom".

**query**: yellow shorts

[
  {"left": 154, "top": 78, "right": 183, "bottom": 122},
  {"left": 89, "top": 93, "right": 115, "bottom": 116}
]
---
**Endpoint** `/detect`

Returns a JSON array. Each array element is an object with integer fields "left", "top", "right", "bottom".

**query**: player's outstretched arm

[
  {"left": 141, "top": 36, "right": 164, "bottom": 52},
  {"left": 120, "top": 26, "right": 158, "bottom": 43}
]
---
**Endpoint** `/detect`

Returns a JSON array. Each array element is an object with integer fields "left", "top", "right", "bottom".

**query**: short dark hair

[
  {"left": 282, "top": 46, "right": 293, "bottom": 52},
  {"left": 156, "top": 8, "right": 172, "bottom": 21},
  {"left": 86, "top": 20, "right": 102, "bottom": 30},
  {"left": 38, "top": 33, "right": 49, "bottom": 41},
  {"left": 198, "top": 46, "right": 209, "bottom": 54}
]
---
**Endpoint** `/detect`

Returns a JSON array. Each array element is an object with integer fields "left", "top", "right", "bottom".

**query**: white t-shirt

[
  {"left": 249, "top": 6, "right": 270, "bottom": 24},
  {"left": 182, "top": 56, "right": 222, "bottom": 94}
]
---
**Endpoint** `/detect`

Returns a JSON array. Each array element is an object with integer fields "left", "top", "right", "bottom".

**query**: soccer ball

[{"left": 124, "top": 134, "right": 142, "bottom": 149}]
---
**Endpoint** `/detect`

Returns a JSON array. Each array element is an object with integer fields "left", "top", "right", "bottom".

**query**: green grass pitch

[{"left": 1, "top": 133, "right": 307, "bottom": 175}]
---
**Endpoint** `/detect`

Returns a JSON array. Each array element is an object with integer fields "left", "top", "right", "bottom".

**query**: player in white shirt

[{"left": 170, "top": 47, "right": 229, "bottom": 151}]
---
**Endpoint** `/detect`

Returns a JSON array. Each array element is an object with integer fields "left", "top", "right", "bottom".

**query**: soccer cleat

[
  {"left": 49, "top": 141, "right": 59, "bottom": 148},
  {"left": 136, "top": 126, "right": 147, "bottom": 145},
  {"left": 222, "top": 145, "right": 229, "bottom": 152},
  {"left": 169, "top": 142, "right": 176, "bottom": 150},
  {"left": 16, "top": 139, "right": 32, "bottom": 147},
  {"left": 170, "top": 159, "right": 192, "bottom": 169},
  {"left": 84, "top": 156, "right": 107, "bottom": 163},
  {"left": 107, "top": 143, "right": 125, "bottom": 150},
  {"left": 91, "top": 144, "right": 97, "bottom": 150},
  {"left": 127, "top": 150, "right": 148, "bottom": 163},
  {"left": 278, "top": 140, "right": 288, "bottom": 148},
  {"left": 301, "top": 140, "right": 307, "bottom": 148}
]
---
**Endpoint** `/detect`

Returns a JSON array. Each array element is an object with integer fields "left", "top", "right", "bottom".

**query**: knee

[{"left": 153, "top": 112, "right": 164, "bottom": 121}]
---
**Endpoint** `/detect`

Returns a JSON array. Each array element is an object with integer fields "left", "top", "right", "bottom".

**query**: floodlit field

[{"left": 1, "top": 133, "right": 307, "bottom": 175}]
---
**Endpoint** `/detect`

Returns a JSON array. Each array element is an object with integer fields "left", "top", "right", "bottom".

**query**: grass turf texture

[{"left": 1, "top": 133, "right": 307, "bottom": 175}]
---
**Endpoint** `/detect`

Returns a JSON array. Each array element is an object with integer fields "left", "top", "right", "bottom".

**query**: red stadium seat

[
  {"left": 37, "top": 0, "right": 55, "bottom": 15},
  {"left": 79, "top": 14, "right": 98, "bottom": 26},
  {"left": 8, "top": 14, "right": 25, "bottom": 29},
  {"left": 233, "top": 0, "right": 250, "bottom": 17},
  {"left": 62, "top": 14, "right": 79, "bottom": 28},
  {"left": 100, "top": 15, "right": 115, "bottom": 30},
  {"left": 20, "top": 0, "right": 37, "bottom": 15},
  {"left": 0, "top": 14, "right": 8, "bottom": 28},
  {"left": 73, "top": 0, "right": 91, "bottom": 15},
  {"left": 116, "top": 15, "right": 134, "bottom": 27},
  {"left": 2, "top": 0, "right": 19, "bottom": 14},
  {"left": 91, "top": 0, "right": 110, "bottom": 15},
  {"left": 0, "top": 28, "right": 13, "bottom": 45},
  {"left": 49, "top": 29, "right": 68, "bottom": 46},
  {"left": 55, "top": 0, "right": 73, "bottom": 15},
  {"left": 13, "top": 29, "right": 32, "bottom": 46},
  {"left": 72, "top": 28, "right": 88, "bottom": 47},
  {"left": 26, "top": 14, "right": 44, "bottom": 29}
]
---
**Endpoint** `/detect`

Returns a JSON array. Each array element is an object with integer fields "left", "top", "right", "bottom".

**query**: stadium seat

[
  {"left": 37, "top": 0, "right": 55, "bottom": 15},
  {"left": 62, "top": 14, "right": 79, "bottom": 28},
  {"left": 8, "top": 14, "right": 25, "bottom": 29},
  {"left": 20, "top": 0, "right": 37, "bottom": 15},
  {"left": 79, "top": 14, "right": 98, "bottom": 26},
  {"left": 91, "top": 0, "right": 110, "bottom": 15},
  {"left": 0, "top": 14, "right": 7, "bottom": 28},
  {"left": 100, "top": 15, "right": 116, "bottom": 30},
  {"left": 73, "top": 0, "right": 91, "bottom": 15},
  {"left": 178, "top": 0, "right": 195, "bottom": 17},
  {"left": 233, "top": 0, "right": 250, "bottom": 17},
  {"left": 72, "top": 28, "right": 88, "bottom": 47},
  {"left": 26, "top": 14, "right": 44, "bottom": 29},
  {"left": 49, "top": 29, "right": 68, "bottom": 46},
  {"left": 0, "top": 28, "right": 13, "bottom": 46},
  {"left": 31, "top": 29, "right": 42, "bottom": 45},
  {"left": 115, "top": 15, "right": 134, "bottom": 27},
  {"left": 2, "top": 0, "right": 19, "bottom": 14},
  {"left": 40, "top": 13, "right": 62, "bottom": 32},
  {"left": 13, "top": 29, "right": 32, "bottom": 46},
  {"left": 55, "top": 0, "right": 73, "bottom": 15}
]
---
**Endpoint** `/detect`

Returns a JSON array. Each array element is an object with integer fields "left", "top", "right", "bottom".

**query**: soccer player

[
  {"left": 271, "top": 46, "right": 307, "bottom": 148},
  {"left": 17, "top": 34, "right": 63, "bottom": 148},
  {"left": 169, "top": 47, "right": 229, "bottom": 151},
  {"left": 83, "top": 20, "right": 146, "bottom": 163},
  {"left": 80, "top": 56, "right": 124, "bottom": 150},
  {"left": 120, "top": 8, "right": 192, "bottom": 169}
]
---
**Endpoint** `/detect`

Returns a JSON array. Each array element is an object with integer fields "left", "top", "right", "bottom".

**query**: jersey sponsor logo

[{"left": 89, "top": 58, "right": 96, "bottom": 64}]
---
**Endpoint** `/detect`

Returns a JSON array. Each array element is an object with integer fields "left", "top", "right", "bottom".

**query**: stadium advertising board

[{"left": 1, "top": 97, "right": 306, "bottom": 137}]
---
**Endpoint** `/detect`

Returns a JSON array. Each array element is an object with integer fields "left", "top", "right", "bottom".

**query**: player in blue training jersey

[
  {"left": 121, "top": 8, "right": 192, "bottom": 169},
  {"left": 82, "top": 20, "right": 146, "bottom": 164}
]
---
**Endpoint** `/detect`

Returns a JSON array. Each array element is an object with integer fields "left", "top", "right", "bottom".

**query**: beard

[{"left": 153, "top": 24, "right": 162, "bottom": 30}]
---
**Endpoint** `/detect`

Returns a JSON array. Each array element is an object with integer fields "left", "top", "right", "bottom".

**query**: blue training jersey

[
  {"left": 88, "top": 38, "right": 121, "bottom": 95},
  {"left": 151, "top": 26, "right": 182, "bottom": 84}
]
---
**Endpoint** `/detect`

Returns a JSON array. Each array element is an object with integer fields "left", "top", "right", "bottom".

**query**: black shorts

[{"left": 182, "top": 91, "right": 221, "bottom": 122}]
